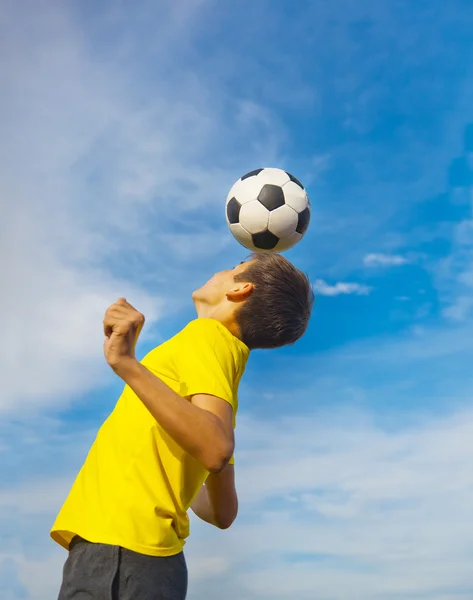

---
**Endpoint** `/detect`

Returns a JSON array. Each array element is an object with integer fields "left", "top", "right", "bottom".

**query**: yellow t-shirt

[{"left": 50, "top": 318, "right": 249, "bottom": 557}]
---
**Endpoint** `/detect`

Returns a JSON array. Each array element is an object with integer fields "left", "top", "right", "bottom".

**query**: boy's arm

[
  {"left": 114, "top": 359, "right": 234, "bottom": 473},
  {"left": 103, "top": 298, "right": 236, "bottom": 473},
  {"left": 190, "top": 463, "right": 238, "bottom": 529}
]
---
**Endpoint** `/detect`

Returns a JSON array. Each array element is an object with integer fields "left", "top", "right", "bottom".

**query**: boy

[{"left": 52, "top": 252, "right": 313, "bottom": 600}]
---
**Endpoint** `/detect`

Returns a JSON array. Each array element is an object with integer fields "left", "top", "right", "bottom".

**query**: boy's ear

[{"left": 226, "top": 281, "right": 254, "bottom": 302}]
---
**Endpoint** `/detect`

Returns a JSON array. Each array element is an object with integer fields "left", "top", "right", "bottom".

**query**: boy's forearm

[
  {"left": 113, "top": 357, "right": 232, "bottom": 473},
  {"left": 191, "top": 467, "right": 238, "bottom": 529},
  {"left": 190, "top": 485, "right": 216, "bottom": 525}
]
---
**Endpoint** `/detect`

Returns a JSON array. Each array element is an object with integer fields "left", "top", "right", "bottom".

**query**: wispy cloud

[
  {"left": 442, "top": 296, "right": 473, "bottom": 321},
  {"left": 4, "top": 0, "right": 473, "bottom": 599},
  {"left": 313, "top": 279, "right": 372, "bottom": 296},
  {"left": 186, "top": 400, "right": 473, "bottom": 600},
  {"left": 4, "top": 399, "right": 473, "bottom": 600},
  {"left": 433, "top": 141, "right": 473, "bottom": 321},
  {"left": 0, "top": 0, "right": 285, "bottom": 413},
  {"left": 363, "top": 253, "right": 409, "bottom": 267}
]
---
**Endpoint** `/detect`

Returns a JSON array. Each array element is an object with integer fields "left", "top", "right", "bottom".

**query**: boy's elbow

[
  {"left": 214, "top": 516, "right": 235, "bottom": 530},
  {"left": 205, "top": 442, "right": 234, "bottom": 474},
  {"left": 214, "top": 507, "right": 238, "bottom": 530},
  {"left": 205, "top": 456, "right": 230, "bottom": 474}
]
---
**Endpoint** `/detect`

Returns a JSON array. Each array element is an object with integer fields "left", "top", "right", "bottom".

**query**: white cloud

[
  {"left": 363, "top": 253, "right": 409, "bottom": 267},
  {"left": 0, "top": 0, "right": 285, "bottom": 413},
  {"left": 0, "top": 1, "right": 165, "bottom": 413},
  {"left": 196, "top": 403, "right": 473, "bottom": 600},
  {"left": 313, "top": 279, "right": 372, "bottom": 296},
  {"left": 188, "top": 555, "right": 231, "bottom": 581},
  {"left": 17, "top": 554, "right": 64, "bottom": 600},
  {"left": 3, "top": 401, "right": 473, "bottom": 600},
  {"left": 442, "top": 296, "right": 473, "bottom": 321},
  {"left": 435, "top": 215, "right": 473, "bottom": 321},
  {"left": 2, "top": 287, "right": 473, "bottom": 600},
  {"left": 3, "top": 2, "right": 473, "bottom": 600}
]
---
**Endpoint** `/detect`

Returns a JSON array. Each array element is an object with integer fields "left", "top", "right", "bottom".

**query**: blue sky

[{"left": 2, "top": 0, "right": 473, "bottom": 598}]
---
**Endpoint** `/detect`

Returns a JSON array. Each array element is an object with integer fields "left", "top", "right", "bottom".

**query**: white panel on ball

[
  {"left": 254, "top": 168, "right": 290, "bottom": 187},
  {"left": 274, "top": 231, "right": 302, "bottom": 252},
  {"left": 229, "top": 223, "right": 257, "bottom": 251},
  {"left": 282, "top": 181, "right": 309, "bottom": 212},
  {"left": 268, "top": 204, "right": 298, "bottom": 238},
  {"left": 239, "top": 201, "right": 269, "bottom": 234},
  {"left": 226, "top": 177, "right": 264, "bottom": 205}
]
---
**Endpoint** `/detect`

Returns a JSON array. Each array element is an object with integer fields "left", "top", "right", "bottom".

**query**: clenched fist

[{"left": 103, "top": 298, "right": 145, "bottom": 370}]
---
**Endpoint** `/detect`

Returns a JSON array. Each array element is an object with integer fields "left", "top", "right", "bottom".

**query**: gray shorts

[{"left": 57, "top": 536, "right": 188, "bottom": 600}]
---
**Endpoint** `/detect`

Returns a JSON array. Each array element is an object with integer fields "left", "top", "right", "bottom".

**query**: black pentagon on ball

[
  {"left": 226, "top": 197, "right": 241, "bottom": 224},
  {"left": 286, "top": 171, "right": 304, "bottom": 189},
  {"left": 296, "top": 206, "right": 310, "bottom": 234},
  {"left": 241, "top": 168, "right": 264, "bottom": 181},
  {"left": 257, "top": 184, "right": 285, "bottom": 211},
  {"left": 252, "top": 230, "right": 279, "bottom": 250}
]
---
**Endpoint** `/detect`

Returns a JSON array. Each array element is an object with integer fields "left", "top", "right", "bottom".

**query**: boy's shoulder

[
  {"left": 180, "top": 318, "right": 236, "bottom": 343},
  {"left": 176, "top": 318, "right": 249, "bottom": 358}
]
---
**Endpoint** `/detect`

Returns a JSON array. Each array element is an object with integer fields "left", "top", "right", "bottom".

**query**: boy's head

[{"left": 192, "top": 253, "right": 314, "bottom": 350}]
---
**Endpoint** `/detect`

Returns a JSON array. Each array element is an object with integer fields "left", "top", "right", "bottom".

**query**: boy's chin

[{"left": 191, "top": 288, "right": 205, "bottom": 304}]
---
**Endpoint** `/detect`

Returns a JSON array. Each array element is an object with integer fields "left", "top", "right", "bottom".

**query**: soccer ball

[{"left": 225, "top": 168, "right": 311, "bottom": 252}]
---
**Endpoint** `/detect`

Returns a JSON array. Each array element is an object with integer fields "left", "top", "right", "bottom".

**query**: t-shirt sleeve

[{"left": 176, "top": 319, "right": 237, "bottom": 411}]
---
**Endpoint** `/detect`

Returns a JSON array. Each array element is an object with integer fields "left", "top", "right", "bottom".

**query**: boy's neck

[{"left": 194, "top": 302, "right": 242, "bottom": 342}]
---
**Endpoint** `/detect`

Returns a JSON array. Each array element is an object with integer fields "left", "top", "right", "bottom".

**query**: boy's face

[{"left": 192, "top": 261, "right": 253, "bottom": 306}]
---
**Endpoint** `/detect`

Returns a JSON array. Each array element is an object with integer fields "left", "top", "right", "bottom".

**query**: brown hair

[{"left": 234, "top": 252, "right": 314, "bottom": 350}]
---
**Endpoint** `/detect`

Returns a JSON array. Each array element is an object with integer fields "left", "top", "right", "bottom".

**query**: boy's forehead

[
  {"left": 235, "top": 259, "right": 254, "bottom": 272},
  {"left": 231, "top": 259, "right": 255, "bottom": 279}
]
